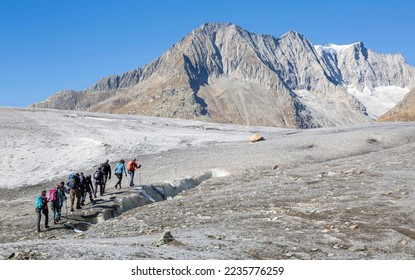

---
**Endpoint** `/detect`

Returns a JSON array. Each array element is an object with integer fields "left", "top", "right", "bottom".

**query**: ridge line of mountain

[{"left": 31, "top": 22, "right": 415, "bottom": 128}]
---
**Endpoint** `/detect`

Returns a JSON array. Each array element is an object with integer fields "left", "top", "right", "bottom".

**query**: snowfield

[
  {"left": 346, "top": 85, "right": 409, "bottom": 118},
  {"left": 0, "top": 107, "right": 415, "bottom": 260}
]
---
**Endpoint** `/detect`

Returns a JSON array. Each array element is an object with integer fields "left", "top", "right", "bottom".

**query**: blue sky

[{"left": 0, "top": 0, "right": 414, "bottom": 107}]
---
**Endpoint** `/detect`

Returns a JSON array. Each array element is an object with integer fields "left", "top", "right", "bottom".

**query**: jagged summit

[
  {"left": 280, "top": 30, "right": 307, "bottom": 39},
  {"left": 198, "top": 22, "right": 237, "bottom": 31},
  {"left": 31, "top": 23, "right": 415, "bottom": 128}
]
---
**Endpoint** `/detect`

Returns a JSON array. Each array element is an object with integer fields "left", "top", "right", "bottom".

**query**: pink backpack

[{"left": 49, "top": 189, "right": 58, "bottom": 202}]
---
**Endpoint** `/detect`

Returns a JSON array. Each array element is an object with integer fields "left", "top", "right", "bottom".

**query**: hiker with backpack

[
  {"left": 84, "top": 174, "right": 95, "bottom": 203},
  {"left": 35, "top": 190, "right": 49, "bottom": 232},
  {"left": 79, "top": 172, "right": 88, "bottom": 206},
  {"left": 49, "top": 185, "right": 63, "bottom": 224},
  {"left": 67, "top": 173, "right": 82, "bottom": 212},
  {"left": 127, "top": 157, "right": 141, "bottom": 187},
  {"left": 58, "top": 181, "right": 67, "bottom": 219},
  {"left": 101, "top": 159, "right": 112, "bottom": 190},
  {"left": 114, "top": 159, "right": 127, "bottom": 189},
  {"left": 93, "top": 167, "right": 105, "bottom": 196}
]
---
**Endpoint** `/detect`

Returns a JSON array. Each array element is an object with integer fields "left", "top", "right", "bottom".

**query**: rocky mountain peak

[
  {"left": 280, "top": 30, "right": 307, "bottom": 41},
  {"left": 198, "top": 22, "right": 238, "bottom": 32}
]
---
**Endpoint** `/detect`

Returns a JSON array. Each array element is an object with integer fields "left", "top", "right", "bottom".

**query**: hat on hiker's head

[
  {"left": 60, "top": 181, "right": 65, "bottom": 185},
  {"left": 133, "top": 157, "right": 137, "bottom": 161},
  {"left": 106, "top": 159, "right": 109, "bottom": 163}
]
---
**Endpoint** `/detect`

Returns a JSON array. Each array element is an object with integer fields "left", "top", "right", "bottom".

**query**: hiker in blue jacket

[{"left": 114, "top": 159, "right": 127, "bottom": 189}]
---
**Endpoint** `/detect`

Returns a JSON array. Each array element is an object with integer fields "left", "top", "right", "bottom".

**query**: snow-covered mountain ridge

[
  {"left": 31, "top": 23, "right": 415, "bottom": 128},
  {"left": 315, "top": 42, "right": 413, "bottom": 117}
]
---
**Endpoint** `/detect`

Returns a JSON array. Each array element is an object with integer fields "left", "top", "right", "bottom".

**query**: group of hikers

[{"left": 35, "top": 157, "right": 142, "bottom": 232}]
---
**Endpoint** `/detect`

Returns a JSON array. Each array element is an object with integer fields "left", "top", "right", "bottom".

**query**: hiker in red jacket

[{"left": 127, "top": 157, "right": 141, "bottom": 187}]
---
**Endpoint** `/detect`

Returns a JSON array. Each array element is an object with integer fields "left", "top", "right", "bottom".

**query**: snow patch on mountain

[
  {"left": 346, "top": 85, "right": 410, "bottom": 118},
  {"left": 315, "top": 43, "right": 360, "bottom": 54}
]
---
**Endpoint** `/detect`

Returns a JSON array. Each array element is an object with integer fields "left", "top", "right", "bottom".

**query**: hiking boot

[{"left": 70, "top": 208, "right": 74, "bottom": 212}]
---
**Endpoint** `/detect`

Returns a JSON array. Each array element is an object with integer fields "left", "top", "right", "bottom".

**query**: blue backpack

[
  {"left": 67, "top": 174, "right": 80, "bottom": 189},
  {"left": 35, "top": 195, "right": 44, "bottom": 210}
]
